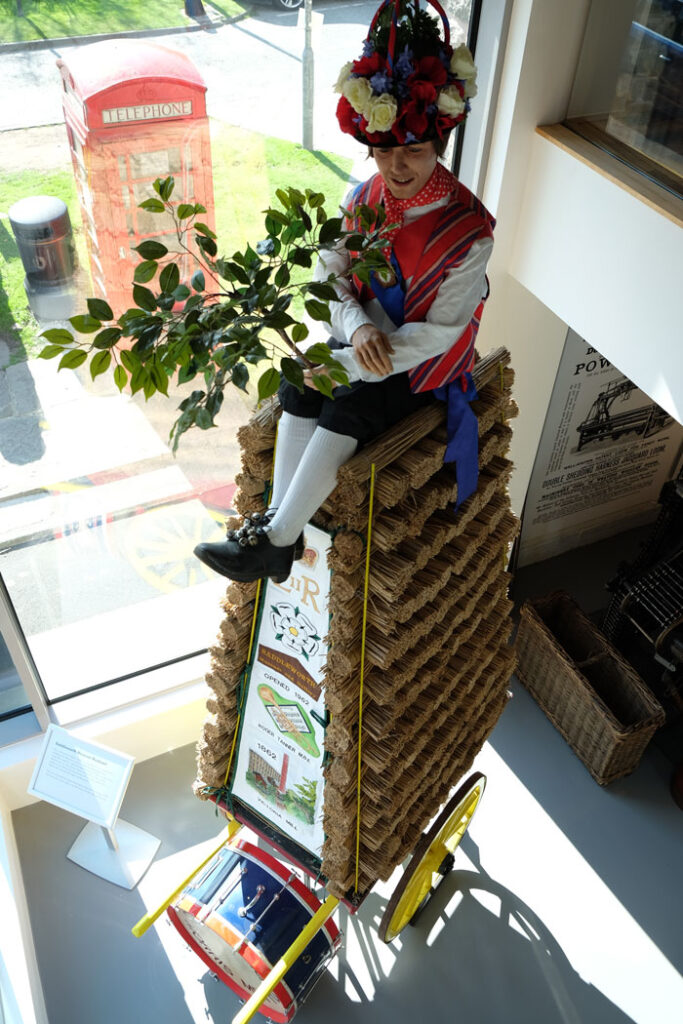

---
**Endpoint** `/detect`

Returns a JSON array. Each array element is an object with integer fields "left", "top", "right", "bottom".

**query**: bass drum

[{"left": 168, "top": 837, "right": 340, "bottom": 1022}]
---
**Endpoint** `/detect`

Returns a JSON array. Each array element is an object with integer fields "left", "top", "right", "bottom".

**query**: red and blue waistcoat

[{"left": 345, "top": 173, "right": 496, "bottom": 506}]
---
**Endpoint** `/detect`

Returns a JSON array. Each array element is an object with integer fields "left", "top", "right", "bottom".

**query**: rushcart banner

[
  {"left": 231, "top": 524, "right": 332, "bottom": 859},
  {"left": 519, "top": 330, "right": 683, "bottom": 567}
]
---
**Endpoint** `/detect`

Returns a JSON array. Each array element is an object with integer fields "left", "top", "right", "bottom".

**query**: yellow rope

[
  {"left": 355, "top": 463, "right": 376, "bottom": 894},
  {"left": 498, "top": 362, "right": 507, "bottom": 425},
  {"left": 222, "top": 425, "right": 279, "bottom": 789}
]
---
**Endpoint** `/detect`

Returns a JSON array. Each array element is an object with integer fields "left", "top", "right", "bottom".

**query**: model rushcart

[{"left": 133, "top": 346, "right": 518, "bottom": 1022}]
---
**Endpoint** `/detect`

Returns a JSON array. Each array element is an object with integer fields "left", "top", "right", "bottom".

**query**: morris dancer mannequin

[{"left": 195, "top": 0, "right": 495, "bottom": 584}]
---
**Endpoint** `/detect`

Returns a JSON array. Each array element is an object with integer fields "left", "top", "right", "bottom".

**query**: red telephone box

[{"left": 57, "top": 40, "right": 215, "bottom": 317}]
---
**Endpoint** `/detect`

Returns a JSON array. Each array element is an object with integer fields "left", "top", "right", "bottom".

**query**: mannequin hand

[
  {"left": 351, "top": 324, "right": 394, "bottom": 376},
  {"left": 303, "top": 366, "right": 339, "bottom": 390}
]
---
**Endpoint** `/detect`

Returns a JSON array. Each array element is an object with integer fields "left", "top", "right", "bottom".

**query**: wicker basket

[{"left": 516, "top": 591, "right": 665, "bottom": 785}]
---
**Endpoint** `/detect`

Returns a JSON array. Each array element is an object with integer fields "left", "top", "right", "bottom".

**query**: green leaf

[
  {"left": 93, "top": 327, "right": 122, "bottom": 350},
  {"left": 193, "top": 203, "right": 207, "bottom": 215},
  {"left": 41, "top": 328, "right": 74, "bottom": 345},
  {"left": 90, "top": 350, "right": 111, "bottom": 380},
  {"left": 132, "top": 285, "right": 157, "bottom": 312},
  {"left": 291, "top": 323, "right": 309, "bottom": 344},
  {"left": 274, "top": 265, "right": 290, "bottom": 288},
  {"left": 114, "top": 365, "right": 127, "bottom": 391},
  {"left": 275, "top": 188, "right": 291, "bottom": 209},
  {"left": 197, "top": 236, "right": 217, "bottom": 257},
  {"left": 304, "top": 299, "right": 331, "bottom": 324},
  {"left": 133, "top": 260, "right": 158, "bottom": 284},
  {"left": 288, "top": 188, "right": 305, "bottom": 207},
  {"left": 344, "top": 233, "right": 365, "bottom": 250},
  {"left": 38, "top": 344, "right": 66, "bottom": 359},
  {"left": 58, "top": 349, "right": 88, "bottom": 370},
  {"left": 87, "top": 298, "right": 114, "bottom": 322},
  {"left": 134, "top": 240, "right": 168, "bottom": 260},
  {"left": 174, "top": 284, "right": 191, "bottom": 301},
  {"left": 176, "top": 203, "right": 195, "bottom": 220},
  {"left": 194, "top": 222, "right": 216, "bottom": 239},
  {"left": 258, "top": 367, "right": 281, "bottom": 402},
  {"left": 312, "top": 373, "right": 335, "bottom": 399},
  {"left": 290, "top": 248, "right": 312, "bottom": 268},
  {"left": 264, "top": 311, "right": 295, "bottom": 329},
  {"left": 120, "top": 349, "right": 140, "bottom": 373},
  {"left": 307, "top": 282, "right": 339, "bottom": 303},
  {"left": 232, "top": 363, "right": 249, "bottom": 391},
  {"left": 305, "top": 343, "right": 337, "bottom": 366},
  {"left": 319, "top": 217, "right": 343, "bottom": 246},
  {"left": 154, "top": 176, "right": 175, "bottom": 201},
  {"left": 307, "top": 191, "right": 325, "bottom": 208},
  {"left": 281, "top": 357, "right": 304, "bottom": 392},
  {"left": 138, "top": 197, "right": 166, "bottom": 213},
  {"left": 297, "top": 205, "right": 312, "bottom": 231},
  {"left": 69, "top": 314, "right": 101, "bottom": 334},
  {"left": 191, "top": 270, "right": 205, "bottom": 292},
  {"left": 316, "top": 206, "right": 328, "bottom": 225},
  {"left": 196, "top": 408, "right": 213, "bottom": 430},
  {"left": 149, "top": 361, "right": 169, "bottom": 396},
  {"left": 159, "top": 263, "right": 180, "bottom": 294}
]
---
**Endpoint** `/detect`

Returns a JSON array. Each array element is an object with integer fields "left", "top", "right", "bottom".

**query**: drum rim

[{"left": 167, "top": 902, "right": 296, "bottom": 1023}]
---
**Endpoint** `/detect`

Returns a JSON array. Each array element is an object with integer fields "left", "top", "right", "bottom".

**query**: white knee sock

[
  {"left": 268, "top": 427, "right": 358, "bottom": 547},
  {"left": 269, "top": 412, "right": 317, "bottom": 509}
]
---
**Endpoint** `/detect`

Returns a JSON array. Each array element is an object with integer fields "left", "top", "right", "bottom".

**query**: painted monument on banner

[{"left": 232, "top": 524, "right": 331, "bottom": 858}]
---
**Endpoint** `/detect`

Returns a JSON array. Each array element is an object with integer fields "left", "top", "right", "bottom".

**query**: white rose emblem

[
  {"left": 437, "top": 86, "right": 466, "bottom": 118},
  {"left": 270, "top": 602, "right": 321, "bottom": 660},
  {"left": 450, "top": 43, "right": 477, "bottom": 81},
  {"left": 334, "top": 61, "right": 354, "bottom": 95},
  {"left": 366, "top": 93, "right": 398, "bottom": 133},
  {"left": 342, "top": 75, "right": 373, "bottom": 116}
]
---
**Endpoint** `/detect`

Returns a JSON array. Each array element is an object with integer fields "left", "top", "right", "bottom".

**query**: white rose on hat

[
  {"left": 334, "top": 61, "right": 354, "bottom": 94},
  {"left": 437, "top": 85, "right": 466, "bottom": 118},
  {"left": 450, "top": 43, "right": 476, "bottom": 78},
  {"left": 366, "top": 93, "right": 398, "bottom": 133},
  {"left": 342, "top": 75, "right": 373, "bottom": 115}
]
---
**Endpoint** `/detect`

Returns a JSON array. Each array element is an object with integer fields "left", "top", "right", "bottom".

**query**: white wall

[
  {"left": 475, "top": 0, "right": 592, "bottom": 513},
  {"left": 510, "top": 132, "right": 683, "bottom": 424}
]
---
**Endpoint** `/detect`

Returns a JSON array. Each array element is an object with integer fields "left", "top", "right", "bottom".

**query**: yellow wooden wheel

[{"left": 379, "top": 772, "right": 486, "bottom": 943}]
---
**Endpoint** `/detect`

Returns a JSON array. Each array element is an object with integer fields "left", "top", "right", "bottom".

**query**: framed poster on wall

[{"left": 518, "top": 330, "right": 683, "bottom": 567}]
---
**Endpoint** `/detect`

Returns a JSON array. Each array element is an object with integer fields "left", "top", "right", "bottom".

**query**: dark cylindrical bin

[{"left": 9, "top": 195, "right": 76, "bottom": 287}]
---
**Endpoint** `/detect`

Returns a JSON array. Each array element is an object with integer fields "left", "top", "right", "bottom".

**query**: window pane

[
  {"left": 567, "top": 0, "right": 683, "bottom": 196},
  {"left": 0, "top": 625, "right": 31, "bottom": 719},
  {"left": 0, "top": 0, "right": 479, "bottom": 709}
]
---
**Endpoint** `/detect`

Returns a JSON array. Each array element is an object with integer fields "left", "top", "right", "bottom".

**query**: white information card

[{"left": 28, "top": 724, "right": 135, "bottom": 830}]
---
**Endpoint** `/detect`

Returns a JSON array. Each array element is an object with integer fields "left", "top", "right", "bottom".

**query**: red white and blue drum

[{"left": 167, "top": 838, "right": 340, "bottom": 1022}]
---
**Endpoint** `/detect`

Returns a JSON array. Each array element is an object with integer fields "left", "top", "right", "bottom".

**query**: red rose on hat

[
  {"left": 411, "top": 55, "right": 447, "bottom": 88},
  {"left": 337, "top": 96, "right": 359, "bottom": 135},
  {"left": 352, "top": 52, "right": 384, "bottom": 76}
]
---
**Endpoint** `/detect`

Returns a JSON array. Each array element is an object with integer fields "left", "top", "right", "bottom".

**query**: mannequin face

[{"left": 372, "top": 142, "right": 438, "bottom": 199}]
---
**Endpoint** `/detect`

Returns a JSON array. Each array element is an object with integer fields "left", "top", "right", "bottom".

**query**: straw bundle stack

[{"left": 194, "top": 347, "right": 518, "bottom": 898}]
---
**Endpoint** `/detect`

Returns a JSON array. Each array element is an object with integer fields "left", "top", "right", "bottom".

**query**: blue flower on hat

[{"left": 370, "top": 70, "right": 393, "bottom": 94}]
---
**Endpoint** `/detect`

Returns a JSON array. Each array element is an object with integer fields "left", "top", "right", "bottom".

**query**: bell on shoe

[{"left": 194, "top": 515, "right": 304, "bottom": 584}]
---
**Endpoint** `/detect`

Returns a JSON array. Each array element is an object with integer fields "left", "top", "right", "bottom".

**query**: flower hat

[{"left": 335, "top": 0, "right": 477, "bottom": 147}]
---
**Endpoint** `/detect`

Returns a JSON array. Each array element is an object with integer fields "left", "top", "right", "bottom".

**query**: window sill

[{"left": 536, "top": 123, "right": 683, "bottom": 227}]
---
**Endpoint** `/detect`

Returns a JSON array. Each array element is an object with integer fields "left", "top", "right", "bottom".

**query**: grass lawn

[
  {"left": 0, "top": 121, "right": 352, "bottom": 360},
  {"left": 0, "top": 0, "right": 249, "bottom": 44}
]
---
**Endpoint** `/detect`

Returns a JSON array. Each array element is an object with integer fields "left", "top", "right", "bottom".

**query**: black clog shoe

[{"left": 194, "top": 512, "right": 304, "bottom": 583}]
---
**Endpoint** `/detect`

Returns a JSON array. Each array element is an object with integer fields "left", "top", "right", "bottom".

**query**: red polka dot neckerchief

[{"left": 381, "top": 161, "right": 458, "bottom": 258}]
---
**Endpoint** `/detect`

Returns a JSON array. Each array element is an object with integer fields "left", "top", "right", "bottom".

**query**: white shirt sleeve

[{"left": 328, "top": 235, "right": 493, "bottom": 383}]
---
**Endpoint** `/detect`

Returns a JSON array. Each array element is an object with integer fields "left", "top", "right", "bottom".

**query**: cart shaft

[{"left": 232, "top": 894, "right": 340, "bottom": 1024}]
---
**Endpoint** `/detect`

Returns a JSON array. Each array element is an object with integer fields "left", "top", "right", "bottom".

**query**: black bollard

[{"left": 184, "top": 0, "right": 206, "bottom": 16}]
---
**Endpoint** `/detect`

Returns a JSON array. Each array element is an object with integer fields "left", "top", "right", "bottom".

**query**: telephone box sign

[{"left": 102, "top": 100, "right": 193, "bottom": 124}]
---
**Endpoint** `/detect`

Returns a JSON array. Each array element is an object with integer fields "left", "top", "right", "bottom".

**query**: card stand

[{"left": 67, "top": 820, "right": 160, "bottom": 890}]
